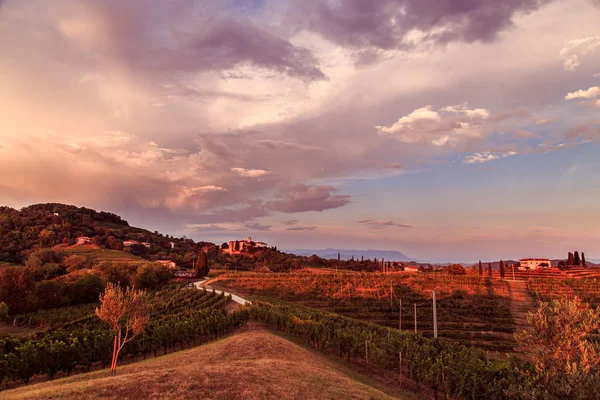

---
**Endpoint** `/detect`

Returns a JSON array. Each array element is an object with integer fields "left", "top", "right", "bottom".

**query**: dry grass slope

[{"left": 3, "top": 325, "right": 409, "bottom": 400}]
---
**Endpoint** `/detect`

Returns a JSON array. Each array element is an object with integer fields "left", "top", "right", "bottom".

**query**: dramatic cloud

[
  {"left": 289, "top": 0, "right": 554, "bottom": 58},
  {"left": 559, "top": 35, "right": 600, "bottom": 71},
  {"left": 463, "top": 151, "right": 517, "bottom": 164},
  {"left": 565, "top": 86, "right": 600, "bottom": 99},
  {"left": 358, "top": 218, "right": 411, "bottom": 229},
  {"left": 376, "top": 104, "right": 541, "bottom": 148},
  {"left": 1, "top": 0, "right": 600, "bottom": 259},
  {"left": 266, "top": 184, "right": 351, "bottom": 213},
  {"left": 52, "top": 0, "right": 326, "bottom": 81},
  {"left": 375, "top": 104, "right": 489, "bottom": 146}
]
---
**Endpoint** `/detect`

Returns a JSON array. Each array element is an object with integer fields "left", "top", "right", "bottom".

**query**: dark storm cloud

[
  {"left": 288, "top": 0, "right": 554, "bottom": 52},
  {"left": 265, "top": 184, "right": 351, "bottom": 213},
  {"left": 57, "top": 0, "right": 326, "bottom": 81}
]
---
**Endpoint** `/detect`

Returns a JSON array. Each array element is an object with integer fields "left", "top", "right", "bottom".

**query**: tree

[
  {"left": 514, "top": 298, "right": 600, "bottom": 399},
  {"left": 574, "top": 251, "right": 581, "bottom": 266},
  {"left": 446, "top": 264, "right": 466, "bottom": 275},
  {"left": 95, "top": 283, "right": 150, "bottom": 375},
  {"left": 0, "top": 302, "right": 8, "bottom": 322},
  {"left": 478, "top": 260, "right": 483, "bottom": 276},
  {"left": 568, "top": 252, "right": 574, "bottom": 266},
  {"left": 195, "top": 251, "right": 209, "bottom": 278},
  {"left": 499, "top": 260, "right": 505, "bottom": 279},
  {"left": 488, "top": 262, "right": 492, "bottom": 277},
  {"left": 582, "top": 252, "right": 587, "bottom": 267},
  {"left": 337, "top": 252, "right": 341, "bottom": 261}
]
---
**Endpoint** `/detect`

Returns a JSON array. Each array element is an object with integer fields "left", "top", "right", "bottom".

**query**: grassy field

[
  {"left": 3, "top": 324, "right": 412, "bottom": 400},
  {"left": 56, "top": 245, "right": 148, "bottom": 265}
]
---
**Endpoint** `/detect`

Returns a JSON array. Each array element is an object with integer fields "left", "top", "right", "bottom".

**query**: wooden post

[
  {"left": 390, "top": 284, "right": 393, "bottom": 308},
  {"left": 388, "top": 327, "right": 390, "bottom": 344},
  {"left": 414, "top": 303, "right": 417, "bottom": 334},
  {"left": 441, "top": 356, "right": 447, "bottom": 400},
  {"left": 433, "top": 290, "right": 438, "bottom": 338},
  {"left": 365, "top": 339, "right": 369, "bottom": 364},
  {"left": 399, "top": 351, "right": 403, "bottom": 384},
  {"left": 399, "top": 299, "right": 402, "bottom": 330}
]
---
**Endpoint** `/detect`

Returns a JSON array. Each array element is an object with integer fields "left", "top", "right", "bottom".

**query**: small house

[{"left": 156, "top": 260, "right": 177, "bottom": 269}]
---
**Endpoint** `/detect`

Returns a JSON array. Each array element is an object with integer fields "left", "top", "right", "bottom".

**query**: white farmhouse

[{"left": 519, "top": 258, "right": 551, "bottom": 270}]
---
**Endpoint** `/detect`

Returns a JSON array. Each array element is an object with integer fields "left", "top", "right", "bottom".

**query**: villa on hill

[
  {"left": 156, "top": 260, "right": 177, "bottom": 269},
  {"left": 76, "top": 236, "right": 93, "bottom": 245},
  {"left": 519, "top": 258, "right": 551, "bottom": 270},
  {"left": 221, "top": 237, "right": 268, "bottom": 255}
]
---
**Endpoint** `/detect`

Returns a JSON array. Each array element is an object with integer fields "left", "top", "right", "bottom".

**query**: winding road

[{"left": 193, "top": 278, "right": 251, "bottom": 305}]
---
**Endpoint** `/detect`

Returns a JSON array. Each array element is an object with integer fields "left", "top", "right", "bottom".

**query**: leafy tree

[
  {"left": 514, "top": 298, "right": 600, "bottom": 399},
  {"left": 95, "top": 283, "right": 150, "bottom": 375},
  {"left": 64, "top": 254, "right": 93, "bottom": 273},
  {"left": 0, "top": 301, "right": 9, "bottom": 322},
  {"left": 446, "top": 264, "right": 466, "bottom": 275},
  {"left": 69, "top": 273, "right": 105, "bottom": 304},
  {"left": 34, "top": 280, "right": 68, "bottom": 309}
]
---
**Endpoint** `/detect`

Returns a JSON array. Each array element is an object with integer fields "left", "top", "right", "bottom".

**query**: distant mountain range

[{"left": 285, "top": 248, "right": 411, "bottom": 261}]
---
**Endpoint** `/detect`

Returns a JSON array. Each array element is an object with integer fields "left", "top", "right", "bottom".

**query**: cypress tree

[
  {"left": 488, "top": 262, "right": 492, "bottom": 277},
  {"left": 478, "top": 260, "right": 483, "bottom": 276},
  {"left": 337, "top": 252, "right": 340, "bottom": 261},
  {"left": 582, "top": 252, "right": 586, "bottom": 267},
  {"left": 195, "top": 251, "right": 208, "bottom": 277},
  {"left": 499, "top": 260, "right": 505, "bottom": 279},
  {"left": 567, "top": 252, "right": 574, "bottom": 266},
  {"left": 574, "top": 251, "right": 581, "bottom": 266}
]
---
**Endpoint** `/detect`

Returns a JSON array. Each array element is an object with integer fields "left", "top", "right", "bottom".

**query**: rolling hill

[
  {"left": 287, "top": 248, "right": 411, "bottom": 261},
  {"left": 2, "top": 324, "right": 410, "bottom": 400}
]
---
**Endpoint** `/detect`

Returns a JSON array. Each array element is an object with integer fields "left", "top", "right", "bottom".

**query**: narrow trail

[{"left": 505, "top": 280, "right": 536, "bottom": 336}]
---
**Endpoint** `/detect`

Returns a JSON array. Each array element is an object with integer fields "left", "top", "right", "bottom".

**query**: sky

[{"left": 0, "top": 0, "right": 599, "bottom": 262}]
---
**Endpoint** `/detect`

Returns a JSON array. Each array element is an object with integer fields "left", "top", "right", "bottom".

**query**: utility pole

[
  {"left": 414, "top": 303, "right": 417, "bottom": 334},
  {"left": 433, "top": 291, "right": 438, "bottom": 338}
]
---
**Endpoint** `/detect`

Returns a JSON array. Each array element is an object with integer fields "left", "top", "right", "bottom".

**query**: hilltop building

[
  {"left": 156, "top": 260, "right": 177, "bottom": 269},
  {"left": 123, "top": 240, "right": 138, "bottom": 247},
  {"left": 76, "top": 236, "right": 93, "bottom": 245},
  {"left": 519, "top": 258, "right": 551, "bottom": 270},
  {"left": 221, "top": 237, "right": 268, "bottom": 255}
]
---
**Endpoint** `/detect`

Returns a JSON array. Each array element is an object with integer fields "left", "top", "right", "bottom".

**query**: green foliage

[{"left": 251, "top": 300, "right": 525, "bottom": 399}]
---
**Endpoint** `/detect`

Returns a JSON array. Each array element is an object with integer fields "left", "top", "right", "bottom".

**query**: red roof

[{"left": 520, "top": 258, "right": 550, "bottom": 261}]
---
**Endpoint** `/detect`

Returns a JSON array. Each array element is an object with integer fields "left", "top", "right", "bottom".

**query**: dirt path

[
  {"left": 192, "top": 279, "right": 251, "bottom": 305},
  {"left": 506, "top": 280, "right": 536, "bottom": 336}
]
